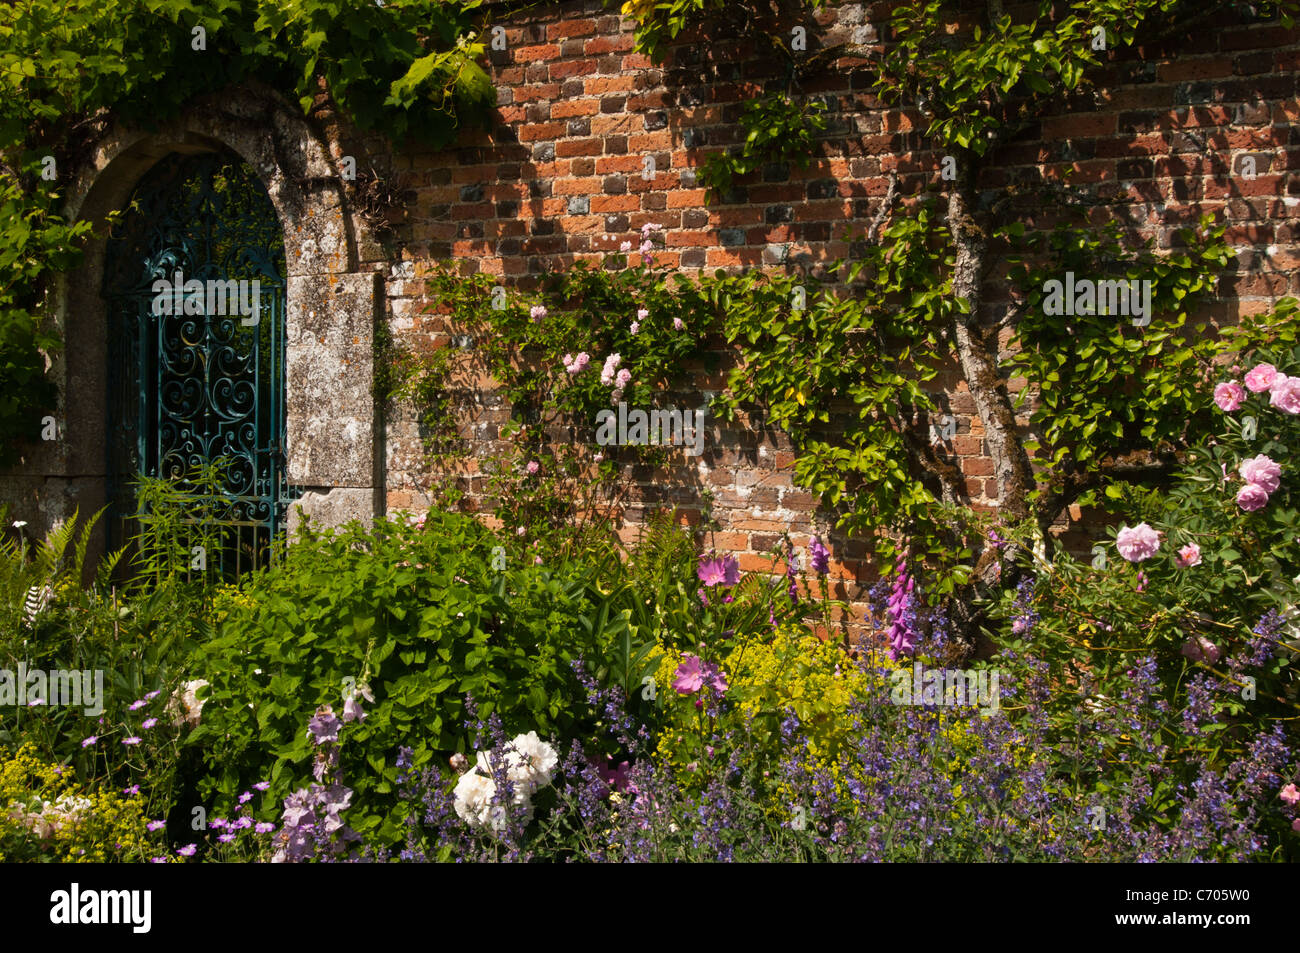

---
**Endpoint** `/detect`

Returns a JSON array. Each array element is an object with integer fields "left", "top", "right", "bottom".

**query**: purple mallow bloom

[{"left": 697, "top": 553, "right": 740, "bottom": 588}]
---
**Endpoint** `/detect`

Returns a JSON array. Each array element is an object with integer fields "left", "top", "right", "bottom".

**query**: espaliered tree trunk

[{"left": 945, "top": 154, "right": 1035, "bottom": 526}]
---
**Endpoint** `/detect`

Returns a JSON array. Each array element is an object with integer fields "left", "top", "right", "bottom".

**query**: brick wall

[{"left": 327, "top": 0, "right": 1300, "bottom": 638}]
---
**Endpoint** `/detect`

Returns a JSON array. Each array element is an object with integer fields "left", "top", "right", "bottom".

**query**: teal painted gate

[{"left": 103, "top": 151, "right": 297, "bottom": 576}]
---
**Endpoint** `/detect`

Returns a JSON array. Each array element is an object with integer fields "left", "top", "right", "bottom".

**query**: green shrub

[{"left": 188, "top": 509, "right": 622, "bottom": 845}]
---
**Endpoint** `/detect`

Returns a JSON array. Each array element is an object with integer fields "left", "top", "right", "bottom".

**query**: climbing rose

[
  {"left": 673, "top": 317, "right": 685, "bottom": 330},
  {"left": 1213, "top": 380, "right": 1245, "bottom": 411},
  {"left": 1280, "top": 784, "right": 1300, "bottom": 806},
  {"left": 1244, "top": 363, "right": 1277, "bottom": 392},
  {"left": 637, "top": 308, "right": 649, "bottom": 320},
  {"left": 526, "top": 460, "right": 539, "bottom": 475},
  {"left": 1269, "top": 375, "right": 1300, "bottom": 414},
  {"left": 1115, "top": 523, "right": 1161, "bottom": 563},
  {"left": 619, "top": 240, "right": 632, "bottom": 252},
  {"left": 616, "top": 368, "right": 632, "bottom": 388},
  {"left": 629, "top": 321, "right": 640, "bottom": 334},
  {"left": 1239, "top": 454, "right": 1281, "bottom": 494},
  {"left": 1237, "top": 483, "right": 1270, "bottom": 512},
  {"left": 1175, "top": 543, "right": 1202, "bottom": 568},
  {"left": 529, "top": 305, "right": 547, "bottom": 322}
]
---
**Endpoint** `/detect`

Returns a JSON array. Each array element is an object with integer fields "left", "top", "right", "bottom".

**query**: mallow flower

[{"left": 697, "top": 554, "right": 740, "bottom": 587}]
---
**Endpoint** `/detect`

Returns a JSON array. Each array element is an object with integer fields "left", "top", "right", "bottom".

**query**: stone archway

[{"left": 9, "top": 82, "right": 386, "bottom": 559}]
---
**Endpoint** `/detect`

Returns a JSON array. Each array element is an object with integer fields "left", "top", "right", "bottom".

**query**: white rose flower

[
  {"left": 453, "top": 768, "right": 533, "bottom": 835},
  {"left": 167, "top": 678, "right": 210, "bottom": 728},
  {"left": 509, "top": 731, "right": 558, "bottom": 789}
]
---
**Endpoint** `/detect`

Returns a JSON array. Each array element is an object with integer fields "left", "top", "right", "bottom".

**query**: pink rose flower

[
  {"left": 526, "top": 460, "right": 539, "bottom": 475},
  {"left": 1280, "top": 783, "right": 1300, "bottom": 806},
  {"left": 1175, "top": 543, "right": 1202, "bottom": 568},
  {"left": 1115, "top": 523, "right": 1161, "bottom": 562},
  {"left": 630, "top": 321, "right": 640, "bottom": 334},
  {"left": 1213, "top": 380, "right": 1245, "bottom": 412},
  {"left": 1237, "top": 483, "right": 1270, "bottom": 511},
  {"left": 673, "top": 317, "right": 685, "bottom": 331},
  {"left": 1239, "top": 454, "right": 1281, "bottom": 494},
  {"left": 1244, "top": 363, "right": 1277, "bottom": 392},
  {"left": 619, "top": 240, "right": 632, "bottom": 252},
  {"left": 616, "top": 368, "right": 632, "bottom": 387},
  {"left": 1269, "top": 375, "right": 1300, "bottom": 414},
  {"left": 637, "top": 308, "right": 649, "bottom": 320},
  {"left": 529, "top": 305, "right": 547, "bottom": 322}
]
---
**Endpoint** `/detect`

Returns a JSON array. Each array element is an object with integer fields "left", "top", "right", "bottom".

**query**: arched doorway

[{"left": 102, "top": 149, "right": 297, "bottom": 576}]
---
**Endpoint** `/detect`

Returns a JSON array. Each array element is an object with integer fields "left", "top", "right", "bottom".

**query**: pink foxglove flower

[
  {"left": 1244, "top": 362, "right": 1277, "bottom": 392},
  {"left": 1115, "top": 523, "right": 1161, "bottom": 563},
  {"left": 1213, "top": 380, "right": 1245, "bottom": 411}
]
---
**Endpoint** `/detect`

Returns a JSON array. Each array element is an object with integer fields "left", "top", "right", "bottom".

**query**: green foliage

[
  {"left": 712, "top": 203, "right": 977, "bottom": 578},
  {"left": 877, "top": 0, "right": 1299, "bottom": 154},
  {"left": 697, "top": 95, "right": 827, "bottom": 202},
  {"left": 187, "top": 510, "right": 625, "bottom": 845},
  {"left": 1006, "top": 216, "right": 1235, "bottom": 491},
  {"left": 0, "top": 170, "right": 94, "bottom": 465}
]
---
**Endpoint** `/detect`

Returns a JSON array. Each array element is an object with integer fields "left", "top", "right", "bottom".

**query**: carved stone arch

[{"left": 18, "top": 81, "right": 385, "bottom": 558}]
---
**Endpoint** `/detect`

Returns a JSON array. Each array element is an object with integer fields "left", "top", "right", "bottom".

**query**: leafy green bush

[{"left": 188, "top": 509, "right": 623, "bottom": 845}]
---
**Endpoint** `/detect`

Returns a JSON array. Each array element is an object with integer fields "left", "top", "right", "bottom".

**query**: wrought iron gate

[{"left": 103, "top": 151, "right": 297, "bottom": 577}]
